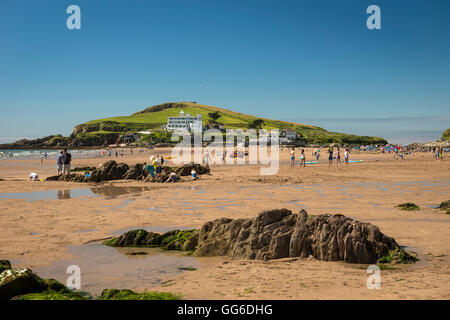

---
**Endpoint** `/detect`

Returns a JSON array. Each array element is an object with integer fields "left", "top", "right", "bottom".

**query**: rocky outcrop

[
  {"left": 89, "top": 161, "right": 130, "bottom": 182},
  {"left": 175, "top": 163, "right": 210, "bottom": 176},
  {"left": 0, "top": 261, "right": 67, "bottom": 301},
  {"left": 123, "top": 163, "right": 145, "bottom": 180},
  {"left": 105, "top": 209, "right": 413, "bottom": 264},
  {"left": 46, "top": 173, "right": 88, "bottom": 182},
  {"left": 195, "top": 209, "right": 398, "bottom": 263},
  {"left": 195, "top": 209, "right": 403, "bottom": 264},
  {"left": 104, "top": 229, "right": 198, "bottom": 251}
]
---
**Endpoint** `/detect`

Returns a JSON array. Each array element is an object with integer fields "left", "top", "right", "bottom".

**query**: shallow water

[
  {"left": 0, "top": 186, "right": 154, "bottom": 201},
  {"left": 35, "top": 244, "right": 200, "bottom": 296},
  {"left": 0, "top": 188, "right": 96, "bottom": 201}
]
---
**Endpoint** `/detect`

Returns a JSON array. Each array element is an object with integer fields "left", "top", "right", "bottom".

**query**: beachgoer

[
  {"left": 299, "top": 148, "right": 306, "bottom": 167},
  {"left": 63, "top": 149, "right": 72, "bottom": 174},
  {"left": 344, "top": 148, "right": 349, "bottom": 165},
  {"left": 203, "top": 150, "right": 211, "bottom": 165},
  {"left": 165, "top": 172, "right": 179, "bottom": 183},
  {"left": 336, "top": 147, "right": 341, "bottom": 166},
  {"left": 328, "top": 147, "right": 333, "bottom": 165},
  {"left": 57, "top": 151, "right": 64, "bottom": 174},
  {"left": 191, "top": 169, "right": 198, "bottom": 180},
  {"left": 40, "top": 154, "right": 44, "bottom": 167},
  {"left": 29, "top": 172, "right": 39, "bottom": 181},
  {"left": 290, "top": 148, "right": 295, "bottom": 167}
]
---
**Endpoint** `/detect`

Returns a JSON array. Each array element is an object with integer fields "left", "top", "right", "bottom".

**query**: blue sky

[{"left": 0, "top": 0, "right": 449, "bottom": 144}]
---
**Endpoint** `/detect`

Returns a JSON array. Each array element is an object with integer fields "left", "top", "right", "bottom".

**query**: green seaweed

[
  {"left": 396, "top": 203, "right": 420, "bottom": 211},
  {"left": 15, "top": 289, "right": 87, "bottom": 300},
  {"left": 103, "top": 229, "right": 198, "bottom": 251},
  {"left": 99, "top": 289, "right": 181, "bottom": 300},
  {"left": 377, "top": 246, "right": 419, "bottom": 264}
]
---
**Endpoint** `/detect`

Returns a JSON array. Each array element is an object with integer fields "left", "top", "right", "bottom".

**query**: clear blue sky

[{"left": 1, "top": 0, "right": 449, "bottom": 144}]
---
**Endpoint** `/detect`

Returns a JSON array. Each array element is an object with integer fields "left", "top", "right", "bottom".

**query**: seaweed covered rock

[
  {"left": 100, "top": 289, "right": 180, "bottom": 300},
  {"left": 71, "top": 166, "right": 96, "bottom": 172},
  {"left": 438, "top": 200, "right": 450, "bottom": 210},
  {"left": 396, "top": 203, "right": 420, "bottom": 211},
  {"left": 104, "top": 229, "right": 198, "bottom": 251},
  {"left": 89, "top": 160, "right": 129, "bottom": 182},
  {"left": 0, "top": 260, "right": 11, "bottom": 274},
  {"left": 46, "top": 173, "right": 88, "bottom": 182},
  {"left": 12, "top": 289, "right": 86, "bottom": 300},
  {"left": 195, "top": 209, "right": 404, "bottom": 264},
  {"left": 0, "top": 267, "right": 66, "bottom": 301},
  {"left": 175, "top": 163, "right": 210, "bottom": 176},
  {"left": 123, "top": 163, "right": 145, "bottom": 180}
]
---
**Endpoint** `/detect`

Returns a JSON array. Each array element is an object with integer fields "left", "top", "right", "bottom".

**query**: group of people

[
  {"left": 142, "top": 154, "right": 199, "bottom": 183},
  {"left": 56, "top": 149, "right": 72, "bottom": 174},
  {"left": 433, "top": 147, "right": 445, "bottom": 160},
  {"left": 290, "top": 147, "right": 349, "bottom": 167}
]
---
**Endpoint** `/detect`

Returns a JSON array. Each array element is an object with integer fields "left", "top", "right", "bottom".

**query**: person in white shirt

[{"left": 29, "top": 173, "right": 39, "bottom": 181}]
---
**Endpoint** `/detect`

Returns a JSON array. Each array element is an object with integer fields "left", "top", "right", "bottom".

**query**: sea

[{"left": 0, "top": 149, "right": 103, "bottom": 160}]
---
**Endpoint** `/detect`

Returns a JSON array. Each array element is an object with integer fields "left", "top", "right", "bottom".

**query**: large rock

[
  {"left": 175, "top": 163, "right": 210, "bottom": 176},
  {"left": 194, "top": 209, "right": 400, "bottom": 264},
  {"left": 123, "top": 163, "right": 145, "bottom": 180},
  {"left": 0, "top": 267, "right": 66, "bottom": 301},
  {"left": 90, "top": 160, "right": 129, "bottom": 182}
]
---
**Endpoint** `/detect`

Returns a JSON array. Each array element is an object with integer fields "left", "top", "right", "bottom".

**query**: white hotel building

[{"left": 165, "top": 110, "right": 203, "bottom": 133}]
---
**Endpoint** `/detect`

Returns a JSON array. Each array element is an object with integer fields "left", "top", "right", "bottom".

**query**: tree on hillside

[
  {"left": 249, "top": 119, "right": 264, "bottom": 129},
  {"left": 442, "top": 128, "right": 450, "bottom": 140},
  {"left": 208, "top": 112, "right": 220, "bottom": 124}
]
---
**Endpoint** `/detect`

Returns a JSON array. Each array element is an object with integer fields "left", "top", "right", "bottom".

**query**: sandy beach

[{"left": 0, "top": 148, "right": 449, "bottom": 299}]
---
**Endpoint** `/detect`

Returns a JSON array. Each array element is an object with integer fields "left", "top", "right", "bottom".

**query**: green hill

[
  {"left": 1, "top": 102, "right": 388, "bottom": 148},
  {"left": 442, "top": 128, "right": 450, "bottom": 140},
  {"left": 71, "top": 102, "right": 387, "bottom": 145}
]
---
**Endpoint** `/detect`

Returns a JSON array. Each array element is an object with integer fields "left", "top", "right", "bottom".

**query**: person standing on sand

[
  {"left": 328, "top": 147, "right": 334, "bottom": 165},
  {"left": 336, "top": 147, "right": 341, "bottom": 166},
  {"left": 344, "top": 148, "right": 349, "bottom": 165},
  {"left": 40, "top": 153, "right": 44, "bottom": 168},
  {"left": 299, "top": 148, "right": 306, "bottom": 167},
  {"left": 57, "top": 151, "right": 64, "bottom": 174},
  {"left": 63, "top": 149, "right": 72, "bottom": 174},
  {"left": 290, "top": 148, "right": 295, "bottom": 167}
]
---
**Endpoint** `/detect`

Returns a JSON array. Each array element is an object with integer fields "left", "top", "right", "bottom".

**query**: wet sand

[{"left": 0, "top": 148, "right": 449, "bottom": 299}]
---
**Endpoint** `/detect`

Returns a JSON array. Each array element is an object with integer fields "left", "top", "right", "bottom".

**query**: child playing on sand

[
  {"left": 191, "top": 169, "right": 198, "bottom": 180},
  {"left": 29, "top": 172, "right": 39, "bottom": 181},
  {"left": 165, "top": 172, "right": 179, "bottom": 183}
]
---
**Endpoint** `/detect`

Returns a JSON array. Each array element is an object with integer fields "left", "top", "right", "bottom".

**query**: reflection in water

[
  {"left": 36, "top": 244, "right": 200, "bottom": 296},
  {"left": 90, "top": 186, "right": 154, "bottom": 199},
  {"left": 57, "top": 190, "right": 71, "bottom": 199}
]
